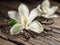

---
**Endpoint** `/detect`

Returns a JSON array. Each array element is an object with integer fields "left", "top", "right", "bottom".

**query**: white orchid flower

[
  {"left": 8, "top": 4, "right": 43, "bottom": 35},
  {"left": 37, "top": 0, "right": 58, "bottom": 18}
]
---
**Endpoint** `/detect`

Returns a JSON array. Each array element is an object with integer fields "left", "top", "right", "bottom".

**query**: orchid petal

[
  {"left": 42, "top": 14, "right": 58, "bottom": 18},
  {"left": 18, "top": 3, "right": 29, "bottom": 17},
  {"left": 10, "top": 23, "right": 24, "bottom": 35},
  {"left": 49, "top": 6, "right": 58, "bottom": 15},
  {"left": 48, "top": 14, "right": 58, "bottom": 18},
  {"left": 29, "top": 21, "right": 43, "bottom": 33},
  {"left": 37, "top": 5, "right": 42, "bottom": 16},
  {"left": 42, "top": 0, "right": 50, "bottom": 13},
  {"left": 42, "top": 0, "right": 50, "bottom": 8},
  {"left": 8, "top": 11, "right": 21, "bottom": 22},
  {"left": 29, "top": 8, "right": 39, "bottom": 22},
  {"left": 37, "top": 5, "right": 41, "bottom": 12}
]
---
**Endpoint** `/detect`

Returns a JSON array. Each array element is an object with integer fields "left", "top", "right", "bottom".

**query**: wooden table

[{"left": 0, "top": 1, "right": 60, "bottom": 45}]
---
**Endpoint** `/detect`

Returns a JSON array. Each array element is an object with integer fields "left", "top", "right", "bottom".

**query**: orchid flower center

[{"left": 23, "top": 16, "right": 28, "bottom": 26}]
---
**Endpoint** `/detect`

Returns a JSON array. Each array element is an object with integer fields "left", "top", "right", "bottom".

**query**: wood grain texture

[
  {"left": 0, "top": 38, "right": 16, "bottom": 45},
  {"left": 0, "top": 1, "right": 60, "bottom": 45}
]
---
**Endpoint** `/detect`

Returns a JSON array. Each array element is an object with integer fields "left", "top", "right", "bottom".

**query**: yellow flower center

[{"left": 23, "top": 16, "right": 28, "bottom": 26}]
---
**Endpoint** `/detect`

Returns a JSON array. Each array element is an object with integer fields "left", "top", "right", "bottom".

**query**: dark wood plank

[{"left": 0, "top": 38, "right": 16, "bottom": 45}]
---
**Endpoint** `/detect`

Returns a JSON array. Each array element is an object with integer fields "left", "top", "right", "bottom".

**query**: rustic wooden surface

[{"left": 0, "top": 1, "right": 60, "bottom": 45}]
